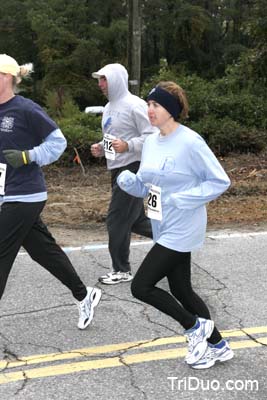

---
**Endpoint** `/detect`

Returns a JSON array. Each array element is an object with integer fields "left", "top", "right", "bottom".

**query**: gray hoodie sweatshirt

[{"left": 92, "top": 63, "right": 157, "bottom": 170}]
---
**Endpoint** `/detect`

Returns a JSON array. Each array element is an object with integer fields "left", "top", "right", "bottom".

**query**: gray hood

[{"left": 92, "top": 63, "right": 129, "bottom": 102}]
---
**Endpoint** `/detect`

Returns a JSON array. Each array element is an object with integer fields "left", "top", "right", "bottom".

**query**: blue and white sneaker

[
  {"left": 191, "top": 339, "right": 234, "bottom": 369},
  {"left": 185, "top": 318, "right": 214, "bottom": 365},
  {"left": 77, "top": 287, "right": 102, "bottom": 329},
  {"left": 98, "top": 271, "right": 133, "bottom": 285}
]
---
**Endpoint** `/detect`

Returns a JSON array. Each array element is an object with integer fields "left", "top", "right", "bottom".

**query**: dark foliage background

[{"left": 1, "top": 0, "right": 266, "bottom": 162}]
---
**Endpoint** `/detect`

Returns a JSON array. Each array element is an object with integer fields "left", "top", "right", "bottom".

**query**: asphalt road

[{"left": 0, "top": 229, "right": 266, "bottom": 400}]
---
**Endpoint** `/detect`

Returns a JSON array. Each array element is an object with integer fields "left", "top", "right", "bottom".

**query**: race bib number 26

[{"left": 147, "top": 184, "right": 162, "bottom": 221}]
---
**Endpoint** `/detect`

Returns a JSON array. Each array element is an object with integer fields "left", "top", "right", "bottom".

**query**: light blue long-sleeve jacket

[{"left": 117, "top": 124, "right": 230, "bottom": 252}]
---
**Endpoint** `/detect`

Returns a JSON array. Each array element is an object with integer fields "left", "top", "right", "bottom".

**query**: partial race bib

[
  {"left": 103, "top": 133, "right": 116, "bottom": 160},
  {"left": 0, "top": 163, "right": 7, "bottom": 196},
  {"left": 147, "top": 184, "right": 162, "bottom": 221}
]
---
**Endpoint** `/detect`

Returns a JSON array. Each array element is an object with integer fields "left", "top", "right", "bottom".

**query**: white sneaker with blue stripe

[
  {"left": 98, "top": 271, "right": 133, "bottom": 285},
  {"left": 185, "top": 317, "right": 214, "bottom": 365},
  {"left": 191, "top": 339, "right": 234, "bottom": 369},
  {"left": 77, "top": 287, "right": 102, "bottom": 329}
]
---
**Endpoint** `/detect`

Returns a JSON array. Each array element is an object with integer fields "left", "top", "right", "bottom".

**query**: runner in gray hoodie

[{"left": 91, "top": 63, "right": 156, "bottom": 284}]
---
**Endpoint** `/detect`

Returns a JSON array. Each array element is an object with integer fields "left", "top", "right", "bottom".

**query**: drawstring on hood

[{"left": 92, "top": 63, "right": 129, "bottom": 102}]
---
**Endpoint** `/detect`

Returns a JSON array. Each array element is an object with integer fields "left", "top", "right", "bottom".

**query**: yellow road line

[
  {"left": 0, "top": 326, "right": 266, "bottom": 370},
  {"left": 0, "top": 337, "right": 266, "bottom": 385}
]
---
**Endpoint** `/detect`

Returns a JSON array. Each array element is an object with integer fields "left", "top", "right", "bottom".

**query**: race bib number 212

[{"left": 103, "top": 133, "right": 116, "bottom": 160}]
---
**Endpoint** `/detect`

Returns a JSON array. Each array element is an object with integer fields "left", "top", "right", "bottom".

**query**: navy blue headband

[{"left": 147, "top": 86, "right": 182, "bottom": 120}]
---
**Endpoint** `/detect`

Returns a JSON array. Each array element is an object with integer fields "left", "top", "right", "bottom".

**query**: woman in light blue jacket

[{"left": 117, "top": 81, "right": 233, "bottom": 369}]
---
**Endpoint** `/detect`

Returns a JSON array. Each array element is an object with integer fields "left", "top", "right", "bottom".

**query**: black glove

[{"left": 3, "top": 149, "right": 31, "bottom": 168}]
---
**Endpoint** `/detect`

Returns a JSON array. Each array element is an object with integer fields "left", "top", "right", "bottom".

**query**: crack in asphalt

[
  {"left": 117, "top": 349, "right": 148, "bottom": 400},
  {"left": 0, "top": 302, "right": 76, "bottom": 320},
  {"left": 192, "top": 260, "right": 267, "bottom": 347},
  {"left": 0, "top": 341, "right": 63, "bottom": 371},
  {"left": 99, "top": 288, "right": 178, "bottom": 335},
  {"left": 14, "top": 371, "right": 28, "bottom": 395}
]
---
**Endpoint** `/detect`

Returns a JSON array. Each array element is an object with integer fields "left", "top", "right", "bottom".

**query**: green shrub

[
  {"left": 189, "top": 116, "right": 267, "bottom": 155},
  {"left": 57, "top": 112, "right": 103, "bottom": 165},
  {"left": 141, "top": 64, "right": 267, "bottom": 155}
]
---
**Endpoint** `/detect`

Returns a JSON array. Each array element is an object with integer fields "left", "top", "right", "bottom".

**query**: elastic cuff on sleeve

[
  {"left": 29, "top": 149, "right": 36, "bottom": 162},
  {"left": 127, "top": 140, "right": 133, "bottom": 152}
]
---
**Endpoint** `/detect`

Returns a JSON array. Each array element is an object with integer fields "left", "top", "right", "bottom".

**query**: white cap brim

[
  {"left": 92, "top": 66, "right": 109, "bottom": 79},
  {"left": 92, "top": 72, "right": 101, "bottom": 78}
]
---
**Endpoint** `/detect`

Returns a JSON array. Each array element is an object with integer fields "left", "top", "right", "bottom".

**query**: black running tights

[{"left": 131, "top": 243, "right": 222, "bottom": 344}]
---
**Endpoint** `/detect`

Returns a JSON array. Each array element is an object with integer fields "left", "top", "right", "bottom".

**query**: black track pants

[
  {"left": 107, "top": 161, "right": 152, "bottom": 273},
  {"left": 0, "top": 202, "right": 87, "bottom": 301}
]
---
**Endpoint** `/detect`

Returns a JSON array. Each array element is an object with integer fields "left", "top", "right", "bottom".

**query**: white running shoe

[
  {"left": 98, "top": 271, "right": 115, "bottom": 282},
  {"left": 185, "top": 317, "right": 214, "bottom": 365},
  {"left": 191, "top": 339, "right": 234, "bottom": 369},
  {"left": 99, "top": 271, "right": 133, "bottom": 285},
  {"left": 77, "top": 287, "right": 102, "bottom": 330}
]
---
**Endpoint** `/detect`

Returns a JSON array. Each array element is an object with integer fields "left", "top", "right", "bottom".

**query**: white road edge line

[
  {"left": 18, "top": 239, "right": 153, "bottom": 256},
  {"left": 207, "top": 230, "right": 267, "bottom": 239},
  {"left": 18, "top": 230, "right": 267, "bottom": 256}
]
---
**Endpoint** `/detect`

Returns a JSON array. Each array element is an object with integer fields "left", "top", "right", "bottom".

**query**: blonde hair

[
  {"left": 15, "top": 63, "right": 34, "bottom": 84},
  {"left": 157, "top": 81, "right": 189, "bottom": 120},
  {"left": 10, "top": 63, "right": 33, "bottom": 93}
]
